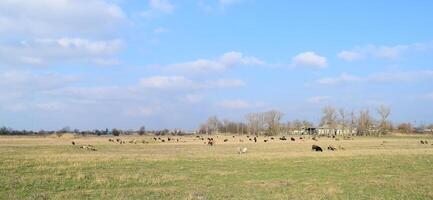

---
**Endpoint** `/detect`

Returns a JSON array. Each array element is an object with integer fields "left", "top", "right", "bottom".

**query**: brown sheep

[
  {"left": 291, "top": 137, "right": 295, "bottom": 141},
  {"left": 224, "top": 139, "right": 229, "bottom": 142},
  {"left": 327, "top": 145, "right": 337, "bottom": 151}
]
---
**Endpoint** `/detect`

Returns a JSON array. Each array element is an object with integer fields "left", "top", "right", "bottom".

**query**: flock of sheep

[{"left": 70, "top": 135, "right": 431, "bottom": 154}]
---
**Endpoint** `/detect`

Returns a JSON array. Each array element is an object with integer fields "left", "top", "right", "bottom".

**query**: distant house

[{"left": 293, "top": 125, "right": 357, "bottom": 136}]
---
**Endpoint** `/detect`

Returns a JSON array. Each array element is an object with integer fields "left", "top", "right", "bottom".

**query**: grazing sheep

[
  {"left": 421, "top": 140, "right": 425, "bottom": 144},
  {"left": 425, "top": 141, "right": 429, "bottom": 144},
  {"left": 72, "top": 141, "right": 75, "bottom": 145},
  {"left": 327, "top": 145, "right": 337, "bottom": 151},
  {"left": 344, "top": 136, "right": 353, "bottom": 140},
  {"left": 312, "top": 137, "right": 318, "bottom": 141},
  {"left": 311, "top": 145, "right": 323, "bottom": 152},
  {"left": 249, "top": 138, "right": 252, "bottom": 141},
  {"left": 161, "top": 139, "right": 165, "bottom": 142},
  {"left": 271, "top": 137, "right": 274, "bottom": 140},
  {"left": 237, "top": 147, "right": 248, "bottom": 154},
  {"left": 291, "top": 137, "right": 295, "bottom": 141},
  {"left": 80, "top": 145, "right": 97, "bottom": 151},
  {"left": 108, "top": 138, "right": 114, "bottom": 142},
  {"left": 224, "top": 139, "right": 229, "bottom": 142},
  {"left": 264, "top": 139, "right": 268, "bottom": 143},
  {"left": 280, "top": 136, "right": 287, "bottom": 141},
  {"left": 233, "top": 136, "right": 235, "bottom": 138},
  {"left": 254, "top": 137, "right": 257, "bottom": 143}
]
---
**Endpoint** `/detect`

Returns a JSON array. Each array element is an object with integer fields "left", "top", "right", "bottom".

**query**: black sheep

[
  {"left": 312, "top": 145, "right": 323, "bottom": 152},
  {"left": 291, "top": 137, "right": 295, "bottom": 141}
]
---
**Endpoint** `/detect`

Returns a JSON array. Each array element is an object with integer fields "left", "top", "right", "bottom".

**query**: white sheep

[{"left": 237, "top": 147, "right": 248, "bottom": 154}]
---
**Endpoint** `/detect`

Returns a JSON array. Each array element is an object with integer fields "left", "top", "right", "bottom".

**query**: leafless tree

[
  {"left": 377, "top": 105, "right": 391, "bottom": 136},
  {"left": 349, "top": 110, "right": 357, "bottom": 135},
  {"left": 246, "top": 113, "right": 263, "bottom": 135},
  {"left": 263, "top": 110, "right": 284, "bottom": 135},
  {"left": 357, "top": 109, "right": 373, "bottom": 136},
  {"left": 397, "top": 123, "right": 413, "bottom": 134},
  {"left": 206, "top": 116, "right": 221, "bottom": 134},
  {"left": 320, "top": 106, "right": 337, "bottom": 131},
  {"left": 339, "top": 108, "right": 347, "bottom": 129}
]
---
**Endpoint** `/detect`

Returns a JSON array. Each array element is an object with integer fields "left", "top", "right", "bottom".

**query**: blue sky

[{"left": 1, "top": 0, "right": 433, "bottom": 130}]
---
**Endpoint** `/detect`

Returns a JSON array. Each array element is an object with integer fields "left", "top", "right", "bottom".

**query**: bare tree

[
  {"left": 339, "top": 108, "right": 347, "bottom": 129},
  {"left": 349, "top": 110, "right": 357, "bottom": 136},
  {"left": 320, "top": 106, "right": 338, "bottom": 135},
  {"left": 358, "top": 109, "right": 373, "bottom": 136},
  {"left": 377, "top": 105, "right": 391, "bottom": 136},
  {"left": 246, "top": 112, "right": 264, "bottom": 135},
  {"left": 263, "top": 110, "right": 284, "bottom": 136},
  {"left": 292, "top": 119, "right": 303, "bottom": 134},
  {"left": 397, "top": 123, "right": 413, "bottom": 134},
  {"left": 206, "top": 116, "right": 220, "bottom": 135}
]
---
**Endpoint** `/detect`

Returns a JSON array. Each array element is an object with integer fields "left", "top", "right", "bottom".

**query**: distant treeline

[
  {"left": 0, "top": 126, "right": 186, "bottom": 136},
  {"left": 2, "top": 106, "right": 433, "bottom": 136},
  {"left": 198, "top": 106, "right": 433, "bottom": 136}
]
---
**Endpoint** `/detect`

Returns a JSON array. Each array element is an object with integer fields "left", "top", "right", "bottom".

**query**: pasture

[{"left": 1, "top": 135, "right": 433, "bottom": 200}]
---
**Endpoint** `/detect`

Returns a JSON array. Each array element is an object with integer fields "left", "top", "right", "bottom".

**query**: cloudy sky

[{"left": 1, "top": 0, "right": 433, "bottom": 130}]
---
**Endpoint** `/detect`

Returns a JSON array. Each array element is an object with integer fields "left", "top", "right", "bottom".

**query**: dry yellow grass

[{"left": 1, "top": 134, "right": 432, "bottom": 199}]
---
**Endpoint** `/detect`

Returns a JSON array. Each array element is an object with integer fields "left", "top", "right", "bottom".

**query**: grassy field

[{"left": 1, "top": 134, "right": 433, "bottom": 200}]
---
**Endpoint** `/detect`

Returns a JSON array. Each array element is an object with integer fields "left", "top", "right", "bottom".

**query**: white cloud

[
  {"left": 166, "top": 51, "right": 263, "bottom": 73},
  {"left": 139, "top": 75, "right": 246, "bottom": 89},
  {"left": 316, "top": 70, "right": 433, "bottom": 85},
  {"left": 317, "top": 73, "right": 361, "bottom": 85},
  {"left": 149, "top": 0, "right": 174, "bottom": 14},
  {"left": 306, "top": 96, "right": 332, "bottom": 104},
  {"left": 126, "top": 106, "right": 154, "bottom": 117},
  {"left": 206, "top": 79, "right": 246, "bottom": 88},
  {"left": 36, "top": 38, "right": 122, "bottom": 55},
  {"left": 139, "top": 76, "right": 194, "bottom": 89},
  {"left": 181, "top": 94, "right": 204, "bottom": 104},
  {"left": 140, "top": 0, "right": 174, "bottom": 18},
  {"left": 0, "top": 0, "right": 125, "bottom": 37},
  {"left": 337, "top": 51, "right": 362, "bottom": 61},
  {"left": 291, "top": 52, "right": 327, "bottom": 69},
  {"left": 0, "top": 38, "right": 123, "bottom": 66},
  {"left": 217, "top": 100, "right": 252, "bottom": 109},
  {"left": 0, "top": 70, "right": 77, "bottom": 91},
  {"left": 337, "top": 41, "right": 433, "bottom": 61},
  {"left": 93, "top": 58, "right": 120, "bottom": 66}
]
